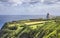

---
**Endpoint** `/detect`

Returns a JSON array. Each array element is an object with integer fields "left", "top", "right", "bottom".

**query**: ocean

[{"left": 0, "top": 15, "right": 46, "bottom": 29}]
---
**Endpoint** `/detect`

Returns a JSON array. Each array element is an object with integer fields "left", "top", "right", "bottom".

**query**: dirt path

[{"left": 25, "top": 21, "right": 46, "bottom": 25}]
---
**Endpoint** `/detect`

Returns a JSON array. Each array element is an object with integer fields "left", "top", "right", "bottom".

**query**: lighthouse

[{"left": 46, "top": 13, "right": 49, "bottom": 19}]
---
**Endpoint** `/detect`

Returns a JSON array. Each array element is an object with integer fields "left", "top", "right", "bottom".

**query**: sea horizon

[{"left": 0, "top": 15, "right": 47, "bottom": 29}]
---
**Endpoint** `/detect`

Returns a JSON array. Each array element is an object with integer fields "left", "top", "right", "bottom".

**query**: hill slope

[{"left": 0, "top": 19, "right": 60, "bottom": 38}]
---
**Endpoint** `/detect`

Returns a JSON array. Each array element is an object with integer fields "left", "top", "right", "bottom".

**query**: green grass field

[{"left": 0, "top": 19, "right": 60, "bottom": 38}]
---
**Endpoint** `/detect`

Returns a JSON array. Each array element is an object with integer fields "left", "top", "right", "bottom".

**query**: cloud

[
  {"left": 0, "top": 0, "right": 23, "bottom": 6},
  {"left": 0, "top": 0, "right": 60, "bottom": 6},
  {"left": 41, "top": 0, "right": 57, "bottom": 4},
  {"left": 0, "top": 0, "right": 59, "bottom": 6},
  {"left": 0, "top": 0, "right": 60, "bottom": 15}
]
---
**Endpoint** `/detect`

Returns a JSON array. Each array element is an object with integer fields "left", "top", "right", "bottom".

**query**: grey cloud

[
  {"left": 0, "top": 0, "right": 8, "bottom": 2},
  {"left": 42, "top": 0, "right": 57, "bottom": 4},
  {"left": 0, "top": 0, "right": 60, "bottom": 6}
]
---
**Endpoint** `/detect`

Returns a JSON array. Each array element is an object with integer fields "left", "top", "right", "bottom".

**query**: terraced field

[{"left": 0, "top": 20, "right": 60, "bottom": 38}]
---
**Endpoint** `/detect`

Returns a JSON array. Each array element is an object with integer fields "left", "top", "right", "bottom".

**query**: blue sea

[{"left": 0, "top": 15, "right": 46, "bottom": 29}]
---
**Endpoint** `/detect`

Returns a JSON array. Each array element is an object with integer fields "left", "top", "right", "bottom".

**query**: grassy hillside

[{"left": 0, "top": 19, "right": 60, "bottom": 38}]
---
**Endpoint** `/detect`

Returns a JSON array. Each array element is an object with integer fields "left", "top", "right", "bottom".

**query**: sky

[{"left": 0, "top": 0, "right": 60, "bottom": 15}]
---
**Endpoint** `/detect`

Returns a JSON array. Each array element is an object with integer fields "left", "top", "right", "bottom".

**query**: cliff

[{"left": 0, "top": 19, "right": 60, "bottom": 38}]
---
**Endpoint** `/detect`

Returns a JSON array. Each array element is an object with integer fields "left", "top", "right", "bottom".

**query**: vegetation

[{"left": 0, "top": 18, "right": 60, "bottom": 38}]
